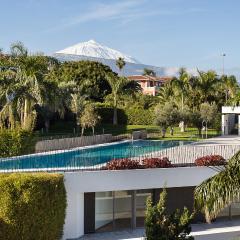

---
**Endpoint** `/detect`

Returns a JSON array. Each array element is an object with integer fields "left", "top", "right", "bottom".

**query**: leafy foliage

[
  {"left": 0, "top": 128, "right": 34, "bottom": 157},
  {"left": 104, "top": 157, "right": 172, "bottom": 170},
  {"left": 145, "top": 188, "right": 194, "bottom": 240},
  {"left": 195, "top": 155, "right": 226, "bottom": 166},
  {"left": 194, "top": 151, "right": 240, "bottom": 223},
  {"left": 0, "top": 173, "right": 66, "bottom": 240},
  {"left": 104, "top": 158, "right": 141, "bottom": 170},
  {"left": 155, "top": 102, "right": 181, "bottom": 128},
  {"left": 142, "top": 157, "right": 172, "bottom": 168},
  {"left": 80, "top": 104, "right": 101, "bottom": 135}
]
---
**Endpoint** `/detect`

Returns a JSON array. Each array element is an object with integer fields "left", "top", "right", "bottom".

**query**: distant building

[{"left": 128, "top": 75, "right": 172, "bottom": 96}]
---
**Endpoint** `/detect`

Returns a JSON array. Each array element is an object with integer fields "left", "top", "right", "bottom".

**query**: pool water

[{"left": 0, "top": 140, "right": 192, "bottom": 171}]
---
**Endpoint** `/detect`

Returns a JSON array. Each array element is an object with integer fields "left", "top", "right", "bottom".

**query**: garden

[{"left": 1, "top": 42, "right": 238, "bottom": 157}]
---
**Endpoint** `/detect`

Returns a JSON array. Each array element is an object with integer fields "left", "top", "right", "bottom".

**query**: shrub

[
  {"left": 145, "top": 188, "right": 194, "bottom": 240},
  {"left": 104, "top": 158, "right": 141, "bottom": 170},
  {"left": 0, "top": 128, "right": 35, "bottom": 157},
  {"left": 142, "top": 157, "right": 172, "bottom": 168},
  {"left": 195, "top": 155, "right": 226, "bottom": 166},
  {"left": 96, "top": 107, "right": 128, "bottom": 124},
  {"left": 0, "top": 173, "right": 66, "bottom": 240},
  {"left": 125, "top": 107, "right": 155, "bottom": 125}
]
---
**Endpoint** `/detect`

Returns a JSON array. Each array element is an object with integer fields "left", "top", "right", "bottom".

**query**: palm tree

[
  {"left": 116, "top": 57, "right": 126, "bottom": 75},
  {"left": 171, "top": 68, "right": 189, "bottom": 111},
  {"left": 196, "top": 70, "right": 219, "bottom": 104},
  {"left": 143, "top": 68, "right": 156, "bottom": 77},
  {"left": 195, "top": 151, "right": 240, "bottom": 223},
  {"left": 221, "top": 75, "right": 238, "bottom": 103},
  {"left": 170, "top": 68, "right": 190, "bottom": 132},
  {"left": 158, "top": 82, "right": 174, "bottom": 104},
  {"left": 106, "top": 74, "right": 129, "bottom": 125},
  {"left": 10, "top": 41, "right": 28, "bottom": 57}
]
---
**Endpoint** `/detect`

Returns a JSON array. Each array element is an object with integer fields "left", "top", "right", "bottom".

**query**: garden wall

[{"left": 35, "top": 134, "right": 113, "bottom": 153}]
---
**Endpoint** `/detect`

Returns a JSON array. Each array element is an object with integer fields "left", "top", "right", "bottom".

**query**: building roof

[{"left": 128, "top": 75, "right": 172, "bottom": 83}]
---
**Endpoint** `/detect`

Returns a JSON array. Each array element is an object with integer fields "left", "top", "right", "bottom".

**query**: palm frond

[{"left": 194, "top": 151, "right": 240, "bottom": 222}]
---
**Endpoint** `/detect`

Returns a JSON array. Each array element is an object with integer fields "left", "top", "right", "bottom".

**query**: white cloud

[{"left": 44, "top": 0, "right": 206, "bottom": 32}]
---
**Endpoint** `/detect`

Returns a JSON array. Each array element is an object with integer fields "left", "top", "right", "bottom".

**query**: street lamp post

[{"left": 221, "top": 53, "right": 226, "bottom": 76}]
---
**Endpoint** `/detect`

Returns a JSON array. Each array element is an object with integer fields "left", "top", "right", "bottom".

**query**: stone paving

[{"left": 77, "top": 218, "right": 240, "bottom": 240}]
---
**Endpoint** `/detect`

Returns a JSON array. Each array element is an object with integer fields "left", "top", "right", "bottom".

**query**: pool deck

[
  {"left": 78, "top": 218, "right": 240, "bottom": 240},
  {"left": 192, "top": 135, "right": 240, "bottom": 146}
]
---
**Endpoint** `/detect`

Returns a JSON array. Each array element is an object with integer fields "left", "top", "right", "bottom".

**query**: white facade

[
  {"left": 63, "top": 167, "right": 217, "bottom": 239},
  {"left": 222, "top": 106, "right": 240, "bottom": 135}
]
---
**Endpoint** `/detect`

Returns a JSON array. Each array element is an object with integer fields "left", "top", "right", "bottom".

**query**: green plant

[
  {"left": 125, "top": 107, "right": 154, "bottom": 125},
  {"left": 145, "top": 188, "right": 194, "bottom": 240},
  {"left": 194, "top": 151, "right": 240, "bottom": 223},
  {"left": 195, "top": 155, "right": 226, "bottom": 166},
  {"left": 0, "top": 173, "right": 66, "bottom": 240},
  {"left": 0, "top": 128, "right": 35, "bottom": 157}
]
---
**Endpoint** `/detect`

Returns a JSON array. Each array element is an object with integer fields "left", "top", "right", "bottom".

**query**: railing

[
  {"left": 142, "top": 144, "right": 240, "bottom": 165},
  {"left": 0, "top": 142, "right": 239, "bottom": 173}
]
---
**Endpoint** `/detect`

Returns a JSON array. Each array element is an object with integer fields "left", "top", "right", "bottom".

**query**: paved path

[
  {"left": 77, "top": 219, "right": 240, "bottom": 240},
  {"left": 193, "top": 135, "right": 240, "bottom": 146}
]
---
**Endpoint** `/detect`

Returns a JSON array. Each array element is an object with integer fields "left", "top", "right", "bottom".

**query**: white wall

[
  {"left": 63, "top": 167, "right": 217, "bottom": 239},
  {"left": 63, "top": 182, "right": 84, "bottom": 239},
  {"left": 222, "top": 106, "right": 240, "bottom": 114}
]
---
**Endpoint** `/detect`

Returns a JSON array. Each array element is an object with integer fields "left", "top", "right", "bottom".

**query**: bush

[
  {"left": 145, "top": 188, "right": 194, "bottom": 240},
  {"left": 125, "top": 107, "right": 155, "bottom": 125},
  {"left": 104, "top": 157, "right": 172, "bottom": 170},
  {"left": 96, "top": 107, "right": 128, "bottom": 124},
  {"left": 0, "top": 173, "right": 66, "bottom": 240},
  {"left": 104, "top": 158, "right": 141, "bottom": 170},
  {"left": 142, "top": 157, "right": 172, "bottom": 168},
  {"left": 195, "top": 155, "right": 226, "bottom": 166},
  {"left": 0, "top": 129, "right": 35, "bottom": 157}
]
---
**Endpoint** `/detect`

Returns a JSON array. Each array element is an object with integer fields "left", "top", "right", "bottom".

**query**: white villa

[{"left": 222, "top": 106, "right": 240, "bottom": 135}]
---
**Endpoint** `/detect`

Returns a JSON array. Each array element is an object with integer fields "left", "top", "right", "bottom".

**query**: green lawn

[{"left": 35, "top": 121, "right": 220, "bottom": 141}]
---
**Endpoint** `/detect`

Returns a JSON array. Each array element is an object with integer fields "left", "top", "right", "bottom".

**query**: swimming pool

[{"left": 0, "top": 140, "right": 192, "bottom": 172}]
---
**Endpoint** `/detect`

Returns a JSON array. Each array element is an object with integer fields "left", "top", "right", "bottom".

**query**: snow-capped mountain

[
  {"left": 55, "top": 40, "right": 139, "bottom": 64},
  {"left": 53, "top": 40, "right": 182, "bottom": 76}
]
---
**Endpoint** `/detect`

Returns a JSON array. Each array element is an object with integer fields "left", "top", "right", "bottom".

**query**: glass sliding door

[
  {"left": 114, "top": 190, "right": 132, "bottom": 230},
  {"left": 95, "top": 189, "right": 152, "bottom": 232},
  {"left": 136, "top": 189, "right": 152, "bottom": 227},
  {"left": 95, "top": 191, "right": 114, "bottom": 232}
]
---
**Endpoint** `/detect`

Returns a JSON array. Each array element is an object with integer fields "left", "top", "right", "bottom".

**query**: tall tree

[
  {"left": 143, "top": 68, "right": 156, "bottom": 77},
  {"left": 80, "top": 104, "right": 100, "bottom": 135},
  {"left": 106, "top": 74, "right": 129, "bottom": 125},
  {"left": 196, "top": 70, "right": 219, "bottom": 104},
  {"left": 116, "top": 57, "right": 126, "bottom": 75},
  {"left": 221, "top": 75, "right": 238, "bottom": 103}
]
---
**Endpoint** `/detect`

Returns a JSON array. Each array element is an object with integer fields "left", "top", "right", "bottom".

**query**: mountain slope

[
  {"left": 55, "top": 40, "right": 139, "bottom": 64},
  {"left": 54, "top": 39, "right": 182, "bottom": 76}
]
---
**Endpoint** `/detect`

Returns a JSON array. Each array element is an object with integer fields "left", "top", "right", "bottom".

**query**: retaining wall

[{"left": 35, "top": 134, "right": 113, "bottom": 153}]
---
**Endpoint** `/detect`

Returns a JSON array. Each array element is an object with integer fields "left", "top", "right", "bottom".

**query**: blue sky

[{"left": 1, "top": 0, "right": 240, "bottom": 75}]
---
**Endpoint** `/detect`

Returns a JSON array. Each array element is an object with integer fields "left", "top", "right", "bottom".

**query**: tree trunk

[
  {"left": 81, "top": 127, "right": 85, "bottom": 136},
  {"left": 92, "top": 126, "right": 95, "bottom": 136},
  {"left": 179, "top": 121, "right": 185, "bottom": 132},
  {"left": 23, "top": 99, "right": 29, "bottom": 129},
  {"left": 198, "top": 127, "right": 202, "bottom": 136},
  {"left": 44, "top": 119, "right": 50, "bottom": 133}
]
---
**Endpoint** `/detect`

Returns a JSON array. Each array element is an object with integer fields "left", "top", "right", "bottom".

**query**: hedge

[
  {"left": 0, "top": 173, "right": 66, "bottom": 240},
  {"left": 97, "top": 106, "right": 154, "bottom": 125},
  {"left": 0, "top": 129, "right": 35, "bottom": 157},
  {"left": 124, "top": 107, "right": 155, "bottom": 125}
]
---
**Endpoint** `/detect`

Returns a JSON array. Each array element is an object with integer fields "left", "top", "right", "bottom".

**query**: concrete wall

[
  {"left": 63, "top": 167, "right": 217, "bottom": 239},
  {"left": 35, "top": 134, "right": 113, "bottom": 153},
  {"left": 132, "top": 130, "right": 147, "bottom": 140}
]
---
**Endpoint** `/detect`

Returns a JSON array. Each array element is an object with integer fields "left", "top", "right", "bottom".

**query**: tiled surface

[
  {"left": 76, "top": 218, "right": 240, "bottom": 240},
  {"left": 78, "top": 228, "right": 145, "bottom": 240}
]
